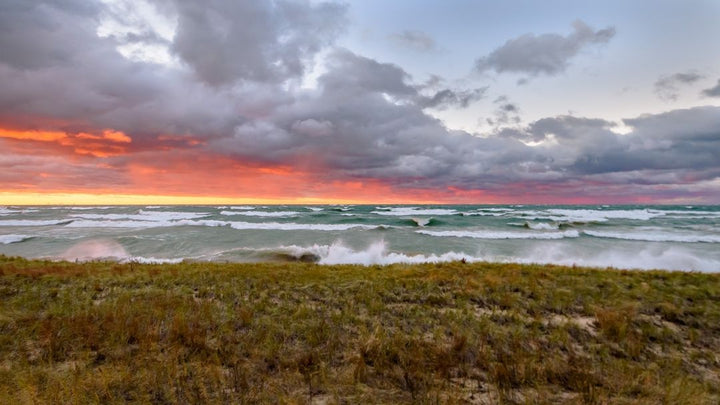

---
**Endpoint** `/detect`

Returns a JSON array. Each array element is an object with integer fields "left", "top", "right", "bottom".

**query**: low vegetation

[{"left": 0, "top": 255, "right": 719, "bottom": 403}]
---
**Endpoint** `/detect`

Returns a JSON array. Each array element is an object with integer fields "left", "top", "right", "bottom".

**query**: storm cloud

[
  {"left": 0, "top": 0, "right": 718, "bottom": 203},
  {"left": 476, "top": 20, "right": 615, "bottom": 77}
]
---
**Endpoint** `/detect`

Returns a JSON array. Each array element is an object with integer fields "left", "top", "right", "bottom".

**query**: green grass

[{"left": 0, "top": 255, "right": 719, "bottom": 403}]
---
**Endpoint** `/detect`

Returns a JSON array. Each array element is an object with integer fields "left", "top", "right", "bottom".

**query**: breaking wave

[
  {"left": 372, "top": 207, "right": 459, "bottom": 216},
  {"left": 494, "top": 244, "right": 720, "bottom": 272},
  {"left": 406, "top": 217, "right": 441, "bottom": 227},
  {"left": 71, "top": 210, "right": 210, "bottom": 221},
  {"left": 507, "top": 221, "right": 560, "bottom": 230},
  {"left": 225, "top": 221, "right": 378, "bottom": 231},
  {"left": 219, "top": 210, "right": 300, "bottom": 218},
  {"left": 0, "top": 234, "right": 32, "bottom": 244},
  {"left": 0, "top": 219, "right": 72, "bottom": 226},
  {"left": 252, "top": 241, "right": 479, "bottom": 265},
  {"left": 516, "top": 208, "right": 668, "bottom": 223},
  {"left": 583, "top": 230, "right": 720, "bottom": 243},
  {"left": 417, "top": 229, "right": 580, "bottom": 240}
]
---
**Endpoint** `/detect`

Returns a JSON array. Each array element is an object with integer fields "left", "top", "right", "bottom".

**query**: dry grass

[{"left": 0, "top": 255, "right": 719, "bottom": 403}]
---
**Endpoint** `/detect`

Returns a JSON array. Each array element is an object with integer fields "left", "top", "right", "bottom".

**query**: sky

[{"left": 1, "top": 0, "right": 720, "bottom": 204}]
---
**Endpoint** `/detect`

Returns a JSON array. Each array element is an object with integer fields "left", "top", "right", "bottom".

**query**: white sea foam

[
  {"left": 228, "top": 206, "right": 255, "bottom": 210},
  {"left": 462, "top": 207, "right": 513, "bottom": 217},
  {"left": 524, "top": 222, "right": 559, "bottom": 230},
  {"left": 0, "top": 234, "right": 31, "bottom": 244},
  {"left": 512, "top": 208, "right": 666, "bottom": 222},
  {"left": 226, "top": 221, "right": 377, "bottom": 231},
  {"left": 0, "top": 208, "right": 16, "bottom": 216},
  {"left": 66, "top": 206, "right": 114, "bottom": 210},
  {"left": 462, "top": 211, "right": 505, "bottom": 217},
  {"left": 0, "top": 219, "right": 71, "bottom": 226},
  {"left": 583, "top": 230, "right": 720, "bottom": 243},
  {"left": 66, "top": 220, "right": 163, "bottom": 228},
  {"left": 0, "top": 207, "right": 38, "bottom": 215},
  {"left": 547, "top": 208, "right": 663, "bottom": 222},
  {"left": 66, "top": 219, "right": 227, "bottom": 228},
  {"left": 219, "top": 210, "right": 300, "bottom": 218},
  {"left": 64, "top": 218, "right": 376, "bottom": 231},
  {"left": 417, "top": 229, "right": 580, "bottom": 240},
  {"left": 647, "top": 209, "right": 720, "bottom": 219},
  {"left": 305, "top": 207, "right": 324, "bottom": 212},
  {"left": 493, "top": 244, "right": 720, "bottom": 272},
  {"left": 61, "top": 239, "right": 129, "bottom": 261},
  {"left": 372, "top": 207, "right": 458, "bottom": 216},
  {"left": 411, "top": 217, "right": 432, "bottom": 227},
  {"left": 71, "top": 211, "right": 210, "bottom": 222},
  {"left": 271, "top": 241, "right": 479, "bottom": 265}
]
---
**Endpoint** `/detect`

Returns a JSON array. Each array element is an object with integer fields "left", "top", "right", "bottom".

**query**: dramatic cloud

[
  {"left": 702, "top": 79, "right": 720, "bottom": 97},
  {"left": 170, "top": 0, "right": 347, "bottom": 85},
  {"left": 654, "top": 72, "right": 704, "bottom": 101},
  {"left": 0, "top": 1, "right": 718, "bottom": 203},
  {"left": 476, "top": 20, "right": 615, "bottom": 77},
  {"left": 390, "top": 30, "right": 437, "bottom": 51}
]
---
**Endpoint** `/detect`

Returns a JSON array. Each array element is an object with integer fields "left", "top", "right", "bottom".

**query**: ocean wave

[
  {"left": 305, "top": 207, "right": 324, "bottom": 212},
  {"left": 60, "top": 238, "right": 129, "bottom": 261},
  {"left": 462, "top": 211, "right": 506, "bottom": 217},
  {"left": 0, "top": 207, "right": 38, "bottom": 215},
  {"left": 253, "top": 241, "right": 480, "bottom": 265},
  {"left": 462, "top": 207, "right": 514, "bottom": 217},
  {"left": 417, "top": 229, "right": 580, "bottom": 240},
  {"left": 64, "top": 218, "right": 378, "bottom": 231},
  {"left": 405, "top": 217, "right": 441, "bottom": 227},
  {"left": 0, "top": 234, "right": 32, "bottom": 244},
  {"left": 226, "top": 221, "right": 377, "bottom": 231},
  {"left": 64, "top": 206, "right": 115, "bottom": 210},
  {"left": 219, "top": 210, "right": 300, "bottom": 218},
  {"left": 66, "top": 219, "right": 226, "bottom": 228},
  {"left": 583, "top": 230, "right": 720, "bottom": 243},
  {"left": 0, "top": 219, "right": 72, "bottom": 227},
  {"left": 495, "top": 244, "right": 720, "bottom": 272},
  {"left": 515, "top": 208, "right": 664, "bottom": 222},
  {"left": 372, "top": 207, "right": 459, "bottom": 216},
  {"left": 647, "top": 209, "right": 720, "bottom": 219},
  {"left": 507, "top": 221, "right": 560, "bottom": 230},
  {"left": 71, "top": 210, "right": 210, "bottom": 222}
]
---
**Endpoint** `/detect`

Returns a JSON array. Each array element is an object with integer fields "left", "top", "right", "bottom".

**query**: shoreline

[{"left": 1, "top": 256, "right": 719, "bottom": 402}]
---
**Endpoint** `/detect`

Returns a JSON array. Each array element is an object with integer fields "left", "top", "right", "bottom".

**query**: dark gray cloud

[
  {"left": 702, "top": 79, "right": 720, "bottom": 97},
  {"left": 654, "top": 72, "right": 704, "bottom": 101},
  {"left": 390, "top": 30, "right": 437, "bottom": 51},
  {"left": 420, "top": 87, "right": 488, "bottom": 110},
  {"left": 476, "top": 20, "right": 615, "bottom": 77},
  {"left": 170, "top": 0, "right": 347, "bottom": 86}
]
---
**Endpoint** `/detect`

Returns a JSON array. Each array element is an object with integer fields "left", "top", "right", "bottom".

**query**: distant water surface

[{"left": 1, "top": 205, "right": 718, "bottom": 272}]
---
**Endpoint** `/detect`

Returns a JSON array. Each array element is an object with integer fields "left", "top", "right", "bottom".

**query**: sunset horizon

[{"left": 2, "top": 1, "right": 719, "bottom": 204}]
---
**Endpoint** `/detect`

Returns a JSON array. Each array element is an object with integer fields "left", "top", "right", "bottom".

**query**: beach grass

[{"left": 0, "top": 255, "right": 719, "bottom": 404}]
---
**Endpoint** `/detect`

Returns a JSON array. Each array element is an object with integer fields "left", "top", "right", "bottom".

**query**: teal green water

[{"left": 1, "top": 205, "right": 718, "bottom": 271}]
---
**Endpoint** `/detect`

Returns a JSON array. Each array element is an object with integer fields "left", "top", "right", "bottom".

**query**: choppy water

[{"left": 1, "top": 205, "right": 719, "bottom": 271}]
